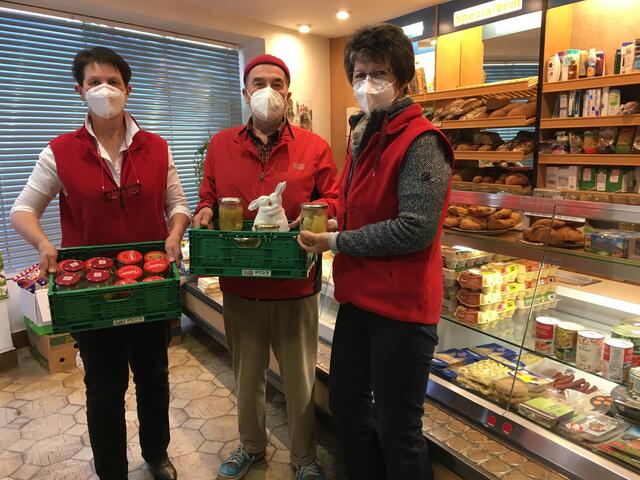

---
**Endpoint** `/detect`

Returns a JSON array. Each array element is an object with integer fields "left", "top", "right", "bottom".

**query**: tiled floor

[{"left": 0, "top": 323, "right": 346, "bottom": 480}]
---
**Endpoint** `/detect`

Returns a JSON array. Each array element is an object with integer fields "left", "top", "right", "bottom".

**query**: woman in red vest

[
  {"left": 299, "top": 25, "right": 453, "bottom": 480},
  {"left": 10, "top": 47, "right": 190, "bottom": 480}
]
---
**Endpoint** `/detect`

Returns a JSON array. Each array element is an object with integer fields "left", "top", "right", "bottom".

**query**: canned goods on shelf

[
  {"left": 535, "top": 316, "right": 559, "bottom": 356},
  {"left": 576, "top": 330, "right": 605, "bottom": 373},
  {"left": 602, "top": 338, "right": 634, "bottom": 383},
  {"left": 555, "top": 322, "right": 583, "bottom": 363}
]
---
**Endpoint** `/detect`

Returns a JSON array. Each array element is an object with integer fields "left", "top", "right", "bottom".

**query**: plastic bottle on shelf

[
  {"left": 562, "top": 50, "right": 576, "bottom": 81},
  {"left": 547, "top": 54, "right": 562, "bottom": 83},
  {"left": 596, "top": 51, "right": 605, "bottom": 76},
  {"left": 586, "top": 48, "right": 597, "bottom": 77},
  {"left": 579, "top": 49, "right": 588, "bottom": 78},
  {"left": 568, "top": 60, "right": 578, "bottom": 80},
  {"left": 614, "top": 48, "right": 622, "bottom": 75}
]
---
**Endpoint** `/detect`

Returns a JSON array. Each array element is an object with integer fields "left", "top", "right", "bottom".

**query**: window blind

[{"left": 0, "top": 8, "right": 242, "bottom": 271}]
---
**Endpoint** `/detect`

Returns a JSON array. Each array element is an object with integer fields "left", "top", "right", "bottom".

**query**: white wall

[{"left": 1, "top": 0, "right": 332, "bottom": 334}]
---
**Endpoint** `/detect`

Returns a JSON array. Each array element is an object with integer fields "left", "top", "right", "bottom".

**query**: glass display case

[{"left": 318, "top": 190, "right": 640, "bottom": 480}]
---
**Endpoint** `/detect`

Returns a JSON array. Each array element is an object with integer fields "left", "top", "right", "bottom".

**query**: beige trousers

[{"left": 223, "top": 293, "right": 318, "bottom": 465}]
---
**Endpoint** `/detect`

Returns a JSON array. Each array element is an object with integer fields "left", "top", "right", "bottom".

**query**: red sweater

[
  {"left": 333, "top": 104, "right": 453, "bottom": 324},
  {"left": 196, "top": 123, "right": 339, "bottom": 300},
  {"left": 50, "top": 123, "right": 169, "bottom": 248}
]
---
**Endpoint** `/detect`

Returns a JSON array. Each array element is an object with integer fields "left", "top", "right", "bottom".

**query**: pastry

[
  {"left": 481, "top": 176, "right": 495, "bottom": 184},
  {"left": 461, "top": 107, "right": 488, "bottom": 120},
  {"left": 524, "top": 225, "right": 564, "bottom": 244},
  {"left": 463, "top": 430, "right": 487, "bottom": 445},
  {"left": 447, "top": 205, "right": 469, "bottom": 217},
  {"left": 473, "top": 131, "right": 502, "bottom": 146},
  {"left": 511, "top": 212, "right": 522, "bottom": 224},
  {"left": 501, "top": 451, "right": 527, "bottom": 467},
  {"left": 468, "top": 206, "right": 495, "bottom": 217},
  {"left": 505, "top": 173, "right": 529, "bottom": 186},
  {"left": 478, "top": 144, "right": 494, "bottom": 151},
  {"left": 460, "top": 216, "right": 487, "bottom": 230},
  {"left": 483, "top": 459, "right": 510, "bottom": 476},
  {"left": 555, "top": 226, "right": 584, "bottom": 243},
  {"left": 494, "top": 377, "right": 529, "bottom": 404},
  {"left": 502, "top": 103, "right": 521, "bottom": 113},
  {"left": 464, "top": 447, "right": 490, "bottom": 463},
  {"left": 456, "top": 143, "right": 475, "bottom": 151},
  {"left": 489, "top": 208, "right": 513, "bottom": 220},
  {"left": 451, "top": 174, "right": 462, "bottom": 181},
  {"left": 485, "top": 96, "right": 510, "bottom": 112},
  {"left": 472, "top": 175, "right": 483, "bottom": 183},
  {"left": 446, "top": 420, "right": 469, "bottom": 434},
  {"left": 487, "top": 217, "right": 516, "bottom": 230},
  {"left": 444, "top": 216, "right": 460, "bottom": 227},
  {"left": 485, "top": 440, "right": 507, "bottom": 455},
  {"left": 531, "top": 219, "right": 566, "bottom": 229},
  {"left": 446, "top": 436, "right": 471, "bottom": 452},
  {"left": 489, "top": 108, "right": 508, "bottom": 118}
]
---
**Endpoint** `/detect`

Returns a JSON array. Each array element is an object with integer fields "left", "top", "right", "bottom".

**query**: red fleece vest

[
  {"left": 333, "top": 104, "right": 453, "bottom": 324},
  {"left": 49, "top": 122, "right": 169, "bottom": 248}
]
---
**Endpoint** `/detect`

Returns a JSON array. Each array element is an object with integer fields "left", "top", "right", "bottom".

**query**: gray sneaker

[
  {"left": 218, "top": 445, "right": 265, "bottom": 479},
  {"left": 295, "top": 460, "right": 325, "bottom": 480}
]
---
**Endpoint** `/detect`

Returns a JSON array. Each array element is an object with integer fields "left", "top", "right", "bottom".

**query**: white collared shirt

[{"left": 11, "top": 113, "right": 192, "bottom": 222}]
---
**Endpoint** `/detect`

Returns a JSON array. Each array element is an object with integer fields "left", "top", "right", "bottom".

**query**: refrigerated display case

[{"left": 317, "top": 191, "right": 640, "bottom": 480}]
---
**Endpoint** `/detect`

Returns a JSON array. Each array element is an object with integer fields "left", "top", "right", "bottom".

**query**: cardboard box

[
  {"left": 558, "top": 166, "right": 578, "bottom": 191},
  {"left": 25, "top": 319, "right": 78, "bottom": 373},
  {"left": 20, "top": 287, "right": 51, "bottom": 327}
]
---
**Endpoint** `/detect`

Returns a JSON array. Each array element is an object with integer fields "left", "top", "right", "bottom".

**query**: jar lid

[
  {"left": 301, "top": 203, "right": 328, "bottom": 209},
  {"left": 115, "top": 278, "right": 138, "bottom": 286},
  {"left": 55, "top": 273, "right": 81, "bottom": 286},
  {"left": 143, "top": 276, "right": 164, "bottom": 282},
  {"left": 58, "top": 259, "right": 85, "bottom": 273},
  {"left": 117, "top": 265, "right": 143, "bottom": 280},
  {"left": 144, "top": 251, "right": 167, "bottom": 262},
  {"left": 86, "top": 269, "right": 111, "bottom": 283},
  {"left": 144, "top": 259, "right": 169, "bottom": 274},
  {"left": 220, "top": 197, "right": 241, "bottom": 204},
  {"left": 117, "top": 250, "right": 143, "bottom": 265},
  {"left": 92, "top": 258, "right": 114, "bottom": 270},
  {"left": 255, "top": 224, "right": 280, "bottom": 231}
]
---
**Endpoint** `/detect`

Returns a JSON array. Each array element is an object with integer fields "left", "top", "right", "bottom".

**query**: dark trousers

[
  {"left": 74, "top": 321, "right": 171, "bottom": 480},
  {"left": 329, "top": 303, "right": 438, "bottom": 480}
]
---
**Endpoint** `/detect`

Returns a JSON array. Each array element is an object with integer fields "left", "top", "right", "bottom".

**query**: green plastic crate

[
  {"left": 189, "top": 222, "right": 315, "bottom": 278},
  {"left": 48, "top": 241, "right": 181, "bottom": 334}
]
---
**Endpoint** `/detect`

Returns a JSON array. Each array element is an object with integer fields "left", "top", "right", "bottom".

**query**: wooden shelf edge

[
  {"left": 412, "top": 77, "right": 538, "bottom": 103},
  {"left": 540, "top": 114, "right": 640, "bottom": 129},
  {"left": 543, "top": 72, "right": 640, "bottom": 93},
  {"left": 437, "top": 116, "right": 536, "bottom": 130},
  {"left": 454, "top": 151, "right": 530, "bottom": 163},
  {"left": 452, "top": 181, "right": 532, "bottom": 193},
  {"left": 539, "top": 154, "right": 640, "bottom": 166}
]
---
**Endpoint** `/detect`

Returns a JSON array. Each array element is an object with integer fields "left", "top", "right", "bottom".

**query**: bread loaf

[
  {"left": 502, "top": 103, "right": 521, "bottom": 113},
  {"left": 488, "top": 209, "right": 513, "bottom": 220},
  {"left": 485, "top": 97, "right": 510, "bottom": 112},
  {"left": 487, "top": 217, "right": 517, "bottom": 230},
  {"left": 478, "top": 144, "right": 494, "bottom": 151},
  {"left": 481, "top": 176, "right": 495, "bottom": 184},
  {"left": 473, "top": 176, "right": 483, "bottom": 183},
  {"left": 507, "top": 104, "right": 528, "bottom": 117},
  {"left": 556, "top": 226, "right": 584, "bottom": 243},
  {"left": 468, "top": 206, "right": 496, "bottom": 217},
  {"left": 524, "top": 225, "right": 563, "bottom": 244},
  {"left": 460, "top": 216, "right": 487, "bottom": 230},
  {"left": 489, "top": 108, "right": 508, "bottom": 118},
  {"left": 448, "top": 205, "right": 469, "bottom": 217},
  {"left": 505, "top": 174, "right": 529, "bottom": 186},
  {"left": 445, "top": 216, "right": 461, "bottom": 227},
  {"left": 531, "top": 218, "right": 566, "bottom": 228}
]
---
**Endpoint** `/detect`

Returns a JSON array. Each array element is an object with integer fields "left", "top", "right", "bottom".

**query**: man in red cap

[{"left": 193, "top": 54, "right": 338, "bottom": 480}]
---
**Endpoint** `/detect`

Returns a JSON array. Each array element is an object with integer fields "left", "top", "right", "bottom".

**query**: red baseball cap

[{"left": 243, "top": 54, "right": 291, "bottom": 85}]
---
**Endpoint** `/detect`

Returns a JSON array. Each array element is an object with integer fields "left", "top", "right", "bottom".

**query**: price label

[
  {"left": 242, "top": 269, "right": 272, "bottom": 277},
  {"left": 113, "top": 316, "right": 145, "bottom": 326}
]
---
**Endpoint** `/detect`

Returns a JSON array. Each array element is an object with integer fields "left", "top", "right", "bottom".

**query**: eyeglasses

[
  {"left": 352, "top": 68, "right": 393, "bottom": 84},
  {"left": 100, "top": 146, "right": 142, "bottom": 208}
]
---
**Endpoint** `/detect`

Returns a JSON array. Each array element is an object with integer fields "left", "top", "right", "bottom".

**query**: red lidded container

[
  {"left": 117, "top": 265, "right": 143, "bottom": 281},
  {"left": 143, "top": 276, "right": 165, "bottom": 282},
  {"left": 115, "top": 278, "right": 138, "bottom": 286},
  {"left": 58, "top": 259, "right": 85, "bottom": 273},
  {"left": 55, "top": 272, "right": 82, "bottom": 290},
  {"left": 86, "top": 269, "right": 113, "bottom": 288},
  {"left": 117, "top": 250, "right": 143, "bottom": 266},
  {"left": 91, "top": 257, "right": 115, "bottom": 271},
  {"left": 144, "top": 251, "right": 167, "bottom": 262},
  {"left": 144, "top": 259, "right": 169, "bottom": 276}
]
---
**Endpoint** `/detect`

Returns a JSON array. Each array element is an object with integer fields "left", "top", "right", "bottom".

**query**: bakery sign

[{"left": 453, "top": 0, "right": 523, "bottom": 28}]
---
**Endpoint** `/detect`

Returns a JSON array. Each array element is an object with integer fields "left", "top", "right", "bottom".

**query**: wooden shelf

[
  {"left": 540, "top": 114, "right": 640, "bottom": 129},
  {"left": 543, "top": 72, "right": 640, "bottom": 93},
  {"left": 452, "top": 181, "right": 532, "bottom": 194},
  {"left": 412, "top": 77, "right": 538, "bottom": 103},
  {"left": 436, "top": 116, "right": 536, "bottom": 130},
  {"left": 539, "top": 154, "right": 640, "bottom": 166},
  {"left": 454, "top": 150, "right": 531, "bottom": 163}
]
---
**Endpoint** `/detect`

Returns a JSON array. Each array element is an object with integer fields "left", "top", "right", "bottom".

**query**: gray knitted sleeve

[{"left": 336, "top": 132, "right": 451, "bottom": 257}]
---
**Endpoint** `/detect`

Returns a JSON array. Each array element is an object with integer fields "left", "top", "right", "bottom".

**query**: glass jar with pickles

[
  {"left": 86, "top": 270, "right": 113, "bottom": 288},
  {"left": 218, "top": 197, "right": 244, "bottom": 231},
  {"left": 55, "top": 272, "right": 83, "bottom": 291},
  {"left": 300, "top": 203, "right": 329, "bottom": 233}
]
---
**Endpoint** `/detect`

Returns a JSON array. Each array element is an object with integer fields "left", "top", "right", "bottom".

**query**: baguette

[
  {"left": 444, "top": 216, "right": 461, "bottom": 227},
  {"left": 468, "top": 205, "right": 495, "bottom": 217},
  {"left": 460, "top": 216, "right": 487, "bottom": 230}
]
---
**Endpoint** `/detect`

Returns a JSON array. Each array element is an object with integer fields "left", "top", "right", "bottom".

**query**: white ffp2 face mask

[
  {"left": 353, "top": 78, "right": 396, "bottom": 114},
  {"left": 249, "top": 87, "right": 285, "bottom": 123},
  {"left": 85, "top": 83, "right": 127, "bottom": 119}
]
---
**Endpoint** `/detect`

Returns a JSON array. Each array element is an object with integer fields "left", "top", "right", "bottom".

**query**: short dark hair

[
  {"left": 344, "top": 24, "right": 415, "bottom": 87},
  {"left": 72, "top": 47, "right": 132, "bottom": 86}
]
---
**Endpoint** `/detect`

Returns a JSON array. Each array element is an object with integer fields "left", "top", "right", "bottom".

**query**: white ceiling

[{"left": 185, "top": 0, "right": 441, "bottom": 38}]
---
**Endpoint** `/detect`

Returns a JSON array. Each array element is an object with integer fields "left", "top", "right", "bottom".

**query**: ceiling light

[
  {"left": 336, "top": 10, "right": 350, "bottom": 21},
  {"left": 430, "top": 39, "right": 437, "bottom": 46},
  {"left": 298, "top": 24, "right": 311, "bottom": 34}
]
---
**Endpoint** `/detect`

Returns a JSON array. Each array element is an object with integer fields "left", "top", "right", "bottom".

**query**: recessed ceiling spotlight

[
  {"left": 298, "top": 24, "right": 311, "bottom": 34},
  {"left": 336, "top": 10, "right": 350, "bottom": 20},
  {"left": 430, "top": 39, "right": 437, "bottom": 46}
]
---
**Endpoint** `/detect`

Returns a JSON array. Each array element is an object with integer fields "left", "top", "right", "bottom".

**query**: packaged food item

[
  {"left": 608, "top": 89, "right": 622, "bottom": 115},
  {"left": 512, "top": 259, "right": 540, "bottom": 282},
  {"left": 117, "top": 250, "right": 143, "bottom": 266},
  {"left": 456, "top": 289, "right": 501, "bottom": 309},
  {"left": 441, "top": 246, "right": 493, "bottom": 269},
  {"left": 88, "top": 257, "right": 115, "bottom": 275},
  {"left": 561, "top": 413, "right": 628, "bottom": 443},
  {"left": 144, "top": 251, "right": 167, "bottom": 262},
  {"left": 300, "top": 203, "right": 329, "bottom": 233},
  {"left": 631, "top": 367, "right": 640, "bottom": 395},
  {"left": 472, "top": 343, "right": 516, "bottom": 356},
  {"left": 255, "top": 224, "right": 280, "bottom": 232},
  {"left": 585, "top": 231, "right": 629, "bottom": 257},
  {"left": 616, "top": 126, "right": 636, "bottom": 154},
  {"left": 218, "top": 197, "right": 244, "bottom": 231},
  {"left": 546, "top": 166, "right": 559, "bottom": 189},
  {"left": 493, "top": 376, "right": 529, "bottom": 405},
  {"left": 597, "top": 127, "right": 618, "bottom": 154},
  {"left": 621, "top": 42, "right": 635, "bottom": 74},
  {"left": 57, "top": 259, "right": 85, "bottom": 275},
  {"left": 454, "top": 305, "right": 499, "bottom": 325},
  {"left": 601, "top": 86, "right": 610, "bottom": 116},
  {"left": 144, "top": 259, "right": 170, "bottom": 277},
  {"left": 457, "top": 268, "right": 502, "bottom": 291},
  {"left": 117, "top": 265, "right": 143, "bottom": 282},
  {"left": 590, "top": 394, "right": 613, "bottom": 413},
  {"left": 611, "top": 324, "right": 640, "bottom": 367},
  {"left": 582, "top": 129, "right": 598, "bottom": 154},
  {"left": 14, "top": 264, "right": 48, "bottom": 292},
  {"left": 432, "top": 348, "right": 484, "bottom": 369},
  {"left": 547, "top": 54, "right": 561, "bottom": 82},
  {"left": 579, "top": 167, "right": 597, "bottom": 191},
  {"left": 456, "top": 359, "right": 511, "bottom": 395},
  {"left": 143, "top": 276, "right": 165, "bottom": 282},
  {"left": 115, "top": 279, "right": 138, "bottom": 286},
  {"left": 602, "top": 338, "right": 634, "bottom": 383},
  {"left": 596, "top": 51, "right": 605, "bottom": 76},
  {"left": 54, "top": 273, "right": 82, "bottom": 290},
  {"left": 569, "top": 131, "right": 583, "bottom": 153},
  {"left": 535, "top": 316, "right": 559, "bottom": 356},
  {"left": 576, "top": 331, "right": 605, "bottom": 373},
  {"left": 518, "top": 397, "right": 575, "bottom": 428},
  {"left": 86, "top": 269, "right": 113, "bottom": 288},
  {"left": 611, "top": 386, "right": 640, "bottom": 423},
  {"left": 597, "top": 425, "right": 640, "bottom": 469},
  {"left": 482, "top": 262, "right": 518, "bottom": 283},
  {"left": 634, "top": 129, "right": 640, "bottom": 154},
  {"left": 555, "top": 322, "right": 583, "bottom": 362}
]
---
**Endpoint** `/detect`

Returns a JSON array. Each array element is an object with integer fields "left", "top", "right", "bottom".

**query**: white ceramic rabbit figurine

[{"left": 248, "top": 181, "right": 290, "bottom": 232}]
